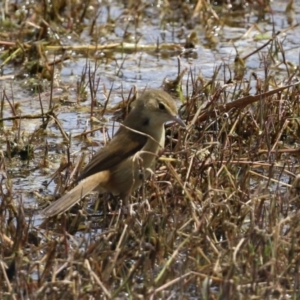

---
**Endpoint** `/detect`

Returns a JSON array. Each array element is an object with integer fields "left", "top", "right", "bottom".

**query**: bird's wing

[{"left": 77, "top": 127, "right": 148, "bottom": 181}]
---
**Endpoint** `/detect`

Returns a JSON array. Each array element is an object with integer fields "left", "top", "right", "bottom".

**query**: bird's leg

[{"left": 119, "top": 193, "right": 136, "bottom": 216}]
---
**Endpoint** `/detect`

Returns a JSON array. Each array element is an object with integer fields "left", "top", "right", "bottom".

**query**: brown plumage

[{"left": 41, "top": 89, "right": 185, "bottom": 217}]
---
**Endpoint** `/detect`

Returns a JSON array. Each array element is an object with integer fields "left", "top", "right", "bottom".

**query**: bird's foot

[
  {"left": 119, "top": 200, "right": 136, "bottom": 216},
  {"left": 127, "top": 203, "right": 137, "bottom": 216}
]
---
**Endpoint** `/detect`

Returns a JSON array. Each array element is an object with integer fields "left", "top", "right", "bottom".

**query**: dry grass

[{"left": 1, "top": 0, "right": 300, "bottom": 299}]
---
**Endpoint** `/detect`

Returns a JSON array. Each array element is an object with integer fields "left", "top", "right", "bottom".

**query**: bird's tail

[{"left": 41, "top": 171, "right": 110, "bottom": 217}]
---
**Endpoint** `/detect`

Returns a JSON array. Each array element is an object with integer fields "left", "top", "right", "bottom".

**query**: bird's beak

[{"left": 173, "top": 115, "right": 186, "bottom": 127}]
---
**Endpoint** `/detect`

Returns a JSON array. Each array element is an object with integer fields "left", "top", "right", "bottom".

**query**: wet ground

[{"left": 1, "top": 0, "right": 299, "bottom": 215}]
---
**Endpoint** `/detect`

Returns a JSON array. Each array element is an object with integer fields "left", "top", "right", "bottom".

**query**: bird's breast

[{"left": 102, "top": 126, "right": 165, "bottom": 196}]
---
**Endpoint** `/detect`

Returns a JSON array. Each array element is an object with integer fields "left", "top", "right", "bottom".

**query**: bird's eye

[{"left": 158, "top": 102, "right": 165, "bottom": 110}]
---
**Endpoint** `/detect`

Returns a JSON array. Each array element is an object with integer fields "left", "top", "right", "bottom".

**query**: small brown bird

[{"left": 42, "top": 89, "right": 185, "bottom": 217}]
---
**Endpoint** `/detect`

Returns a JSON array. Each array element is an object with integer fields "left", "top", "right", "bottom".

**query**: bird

[{"left": 41, "top": 89, "right": 185, "bottom": 217}]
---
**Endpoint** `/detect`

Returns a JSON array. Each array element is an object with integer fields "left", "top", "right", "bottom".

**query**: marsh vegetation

[{"left": 1, "top": 0, "right": 300, "bottom": 299}]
